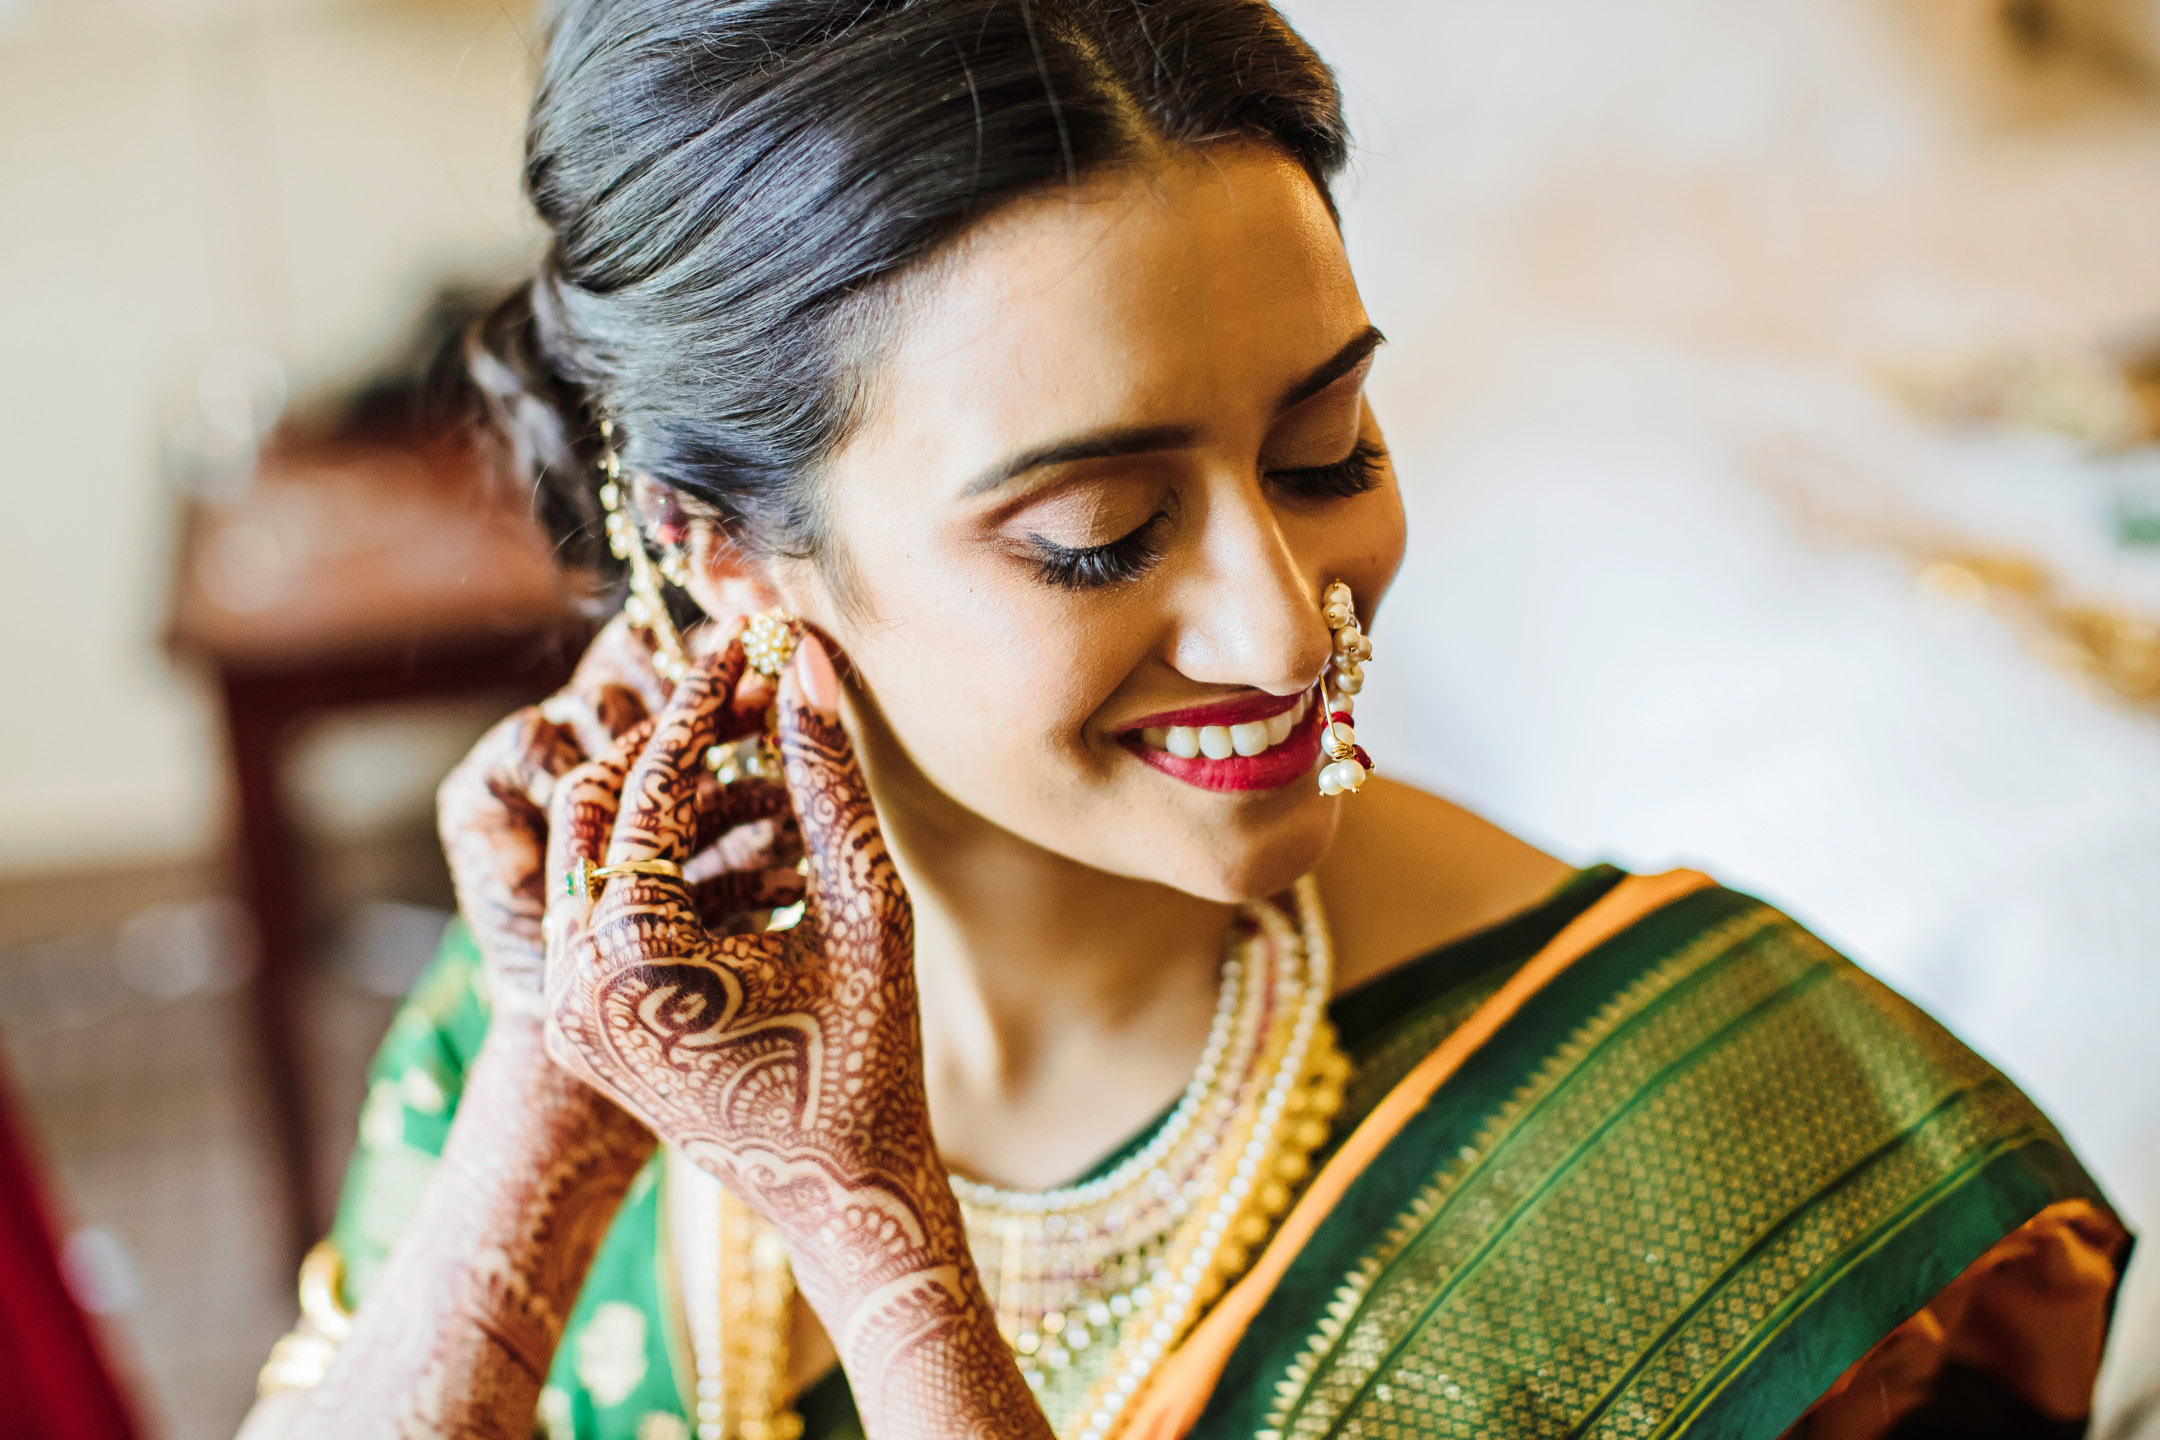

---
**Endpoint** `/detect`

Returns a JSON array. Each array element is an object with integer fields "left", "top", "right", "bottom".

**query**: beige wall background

[{"left": 0, "top": 0, "right": 540, "bottom": 874}]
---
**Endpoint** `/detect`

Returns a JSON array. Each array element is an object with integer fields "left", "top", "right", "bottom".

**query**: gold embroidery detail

[{"left": 1262, "top": 907, "right": 2053, "bottom": 1439}]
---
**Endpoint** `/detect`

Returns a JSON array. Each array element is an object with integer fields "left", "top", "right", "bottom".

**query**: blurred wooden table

[{"left": 166, "top": 434, "right": 586, "bottom": 1262}]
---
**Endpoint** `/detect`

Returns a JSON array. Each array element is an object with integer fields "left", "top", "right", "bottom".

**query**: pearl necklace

[
  {"left": 955, "top": 879, "right": 1345, "bottom": 1440},
  {"left": 676, "top": 878, "right": 1347, "bottom": 1440}
]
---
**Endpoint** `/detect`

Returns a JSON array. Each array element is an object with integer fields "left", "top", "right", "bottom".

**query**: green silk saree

[{"left": 326, "top": 867, "right": 2118, "bottom": 1438}]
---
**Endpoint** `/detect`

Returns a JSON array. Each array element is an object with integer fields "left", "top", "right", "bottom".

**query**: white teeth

[{"left": 1140, "top": 695, "right": 1315, "bottom": 759}]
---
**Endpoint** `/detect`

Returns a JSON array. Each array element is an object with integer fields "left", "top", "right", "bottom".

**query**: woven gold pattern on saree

[{"left": 1259, "top": 906, "right": 2062, "bottom": 1440}]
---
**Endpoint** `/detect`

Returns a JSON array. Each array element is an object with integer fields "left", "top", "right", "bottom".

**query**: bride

[{"left": 239, "top": 1, "right": 2126, "bottom": 1436}]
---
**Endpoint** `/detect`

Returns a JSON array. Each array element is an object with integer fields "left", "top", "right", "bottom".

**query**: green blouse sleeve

[
  {"left": 325, "top": 919, "right": 496, "bottom": 1308},
  {"left": 317, "top": 922, "right": 692, "bottom": 1440}
]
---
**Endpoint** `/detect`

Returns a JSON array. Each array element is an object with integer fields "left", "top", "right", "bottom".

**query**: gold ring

[{"left": 563, "top": 857, "right": 685, "bottom": 900}]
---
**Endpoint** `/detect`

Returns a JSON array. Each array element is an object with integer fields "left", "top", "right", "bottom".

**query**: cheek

[
  {"left": 837, "top": 548, "right": 1142, "bottom": 793},
  {"left": 1334, "top": 470, "right": 1409, "bottom": 616},
  {"left": 1369, "top": 488, "right": 1409, "bottom": 596}
]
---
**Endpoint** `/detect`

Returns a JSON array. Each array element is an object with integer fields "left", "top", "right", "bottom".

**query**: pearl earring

[
  {"left": 706, "top": 609, "right": 799, "bottom": 783},
  {"left": 1317, "top": 580, "right": 1374, "bottom": 797}
]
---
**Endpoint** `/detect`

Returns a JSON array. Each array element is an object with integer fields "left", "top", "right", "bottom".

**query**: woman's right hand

[
  {"left": 541, "top": 634, "right": 938, "bottom": 1260},
  {"left": 436, "top": 615, "right": 665, "bottom": 1008},
  {"left": 437, "top": 614, "right": 803, "bottom": 1014}
]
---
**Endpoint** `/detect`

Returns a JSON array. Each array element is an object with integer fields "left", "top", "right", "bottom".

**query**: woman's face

[{"left": 780, "top": 144, "right": 1405, "bottom": 903}]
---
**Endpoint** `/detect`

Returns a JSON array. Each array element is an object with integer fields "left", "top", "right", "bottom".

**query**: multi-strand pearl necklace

[
  {"left": 679, "top": 878, "right": 1346, "bottom": 1440},
  {"left": 951, "top": 878, "right": 1345, "bottom": 1440}
]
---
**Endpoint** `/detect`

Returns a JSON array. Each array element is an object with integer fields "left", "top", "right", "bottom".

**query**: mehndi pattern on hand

[{"left": 544, "top": 636, "right": 1052, "bottom": 1440}]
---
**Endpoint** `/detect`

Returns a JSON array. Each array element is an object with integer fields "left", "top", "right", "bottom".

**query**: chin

[{"left": 1145, "top": 793, "right": 1342, "bottom": 904}]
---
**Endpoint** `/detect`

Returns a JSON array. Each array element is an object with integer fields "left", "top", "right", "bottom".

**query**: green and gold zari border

[{"left": 1196, "top": 887, "right": 2110, "bottom": 1440}]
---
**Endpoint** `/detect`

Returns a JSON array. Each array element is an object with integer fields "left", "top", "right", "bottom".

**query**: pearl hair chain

[{"left": 598, "top": 416, "right": 692, "bottom": 685}]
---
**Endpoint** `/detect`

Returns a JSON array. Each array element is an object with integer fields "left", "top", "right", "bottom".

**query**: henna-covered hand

[
  {"left": 544, "top": 636, "right": 1051, "bottom": 1440},
  {"left": 438, "top": 615, "right": 801, "bottom": 1010},
  {"left": 436, "top": 615, "right": 663, "bottom": 1003},
  {"left": 265, "top": 620, "right": 807, "bottom": 1440}
]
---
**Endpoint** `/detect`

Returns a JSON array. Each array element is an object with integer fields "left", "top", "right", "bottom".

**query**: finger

[
  {"left": 689, "top": 867, "right": 808, "bottom": 931},
  {"left": 575, "top": 613, "right": 674, "bottom": 716},
  {"left": 603, "top": 642, "right": 748, "bottom": 868},
  {"left": 436, "top": 706, "right": 586, "bottom": 973},
  {"left": 445, "top": 705, "right": 584, "bottom": 824},
  {"left": 692, "top": 813, "right": 803, "bottom": 878},
  {"left": 775, "top": 632, "right": 912, "bottom": 974},
  {"left": 689, "top": 772, "right": 789, "bottom": 853},
  {"left": 543, "top": 724, "right": 647, "bottom": 942},
  {"left": 539, "top": 681, "right": 651, "bottom": 764},
  {"left": 730, "top": 667, "right": 778, "bottom": 732},
  {"left": 684, "top": 816, "right": 800, "bottom": 884}
]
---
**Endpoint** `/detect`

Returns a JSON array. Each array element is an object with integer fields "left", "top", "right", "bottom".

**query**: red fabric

[{"left": 0, "top": 1048, "right": 142, "bottom": 1440}]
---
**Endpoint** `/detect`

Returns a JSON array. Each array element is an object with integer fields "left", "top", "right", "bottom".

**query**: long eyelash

[
  {"left": 1272, "top": 438, "right": 1388, "bottom": 499},
  {"left": 1026, "top": 513, "right": 1168, "bottom": 589}
]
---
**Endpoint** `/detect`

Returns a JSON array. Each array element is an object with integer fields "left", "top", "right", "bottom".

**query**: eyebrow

[
  {"left": 957, "top": 324, "right": 1388, "bottom": 499},
  {"left": 1276, "top": 324, "right": 1387, "bottom": 413}
]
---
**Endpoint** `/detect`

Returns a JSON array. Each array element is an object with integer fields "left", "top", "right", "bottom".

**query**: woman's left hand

[{"left": 542, "top": 635, "right": 1051, "bottom": 1439}]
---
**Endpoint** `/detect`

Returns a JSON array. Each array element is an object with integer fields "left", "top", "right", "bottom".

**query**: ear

[{"left": 681, "top": 518, "right": 786, "bottom": 625}]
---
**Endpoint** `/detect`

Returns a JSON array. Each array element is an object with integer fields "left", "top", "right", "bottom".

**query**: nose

[{"left": 1166, "top": 486, "right": 1334, "bottom": 696}]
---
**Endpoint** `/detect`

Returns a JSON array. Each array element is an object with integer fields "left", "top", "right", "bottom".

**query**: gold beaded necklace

[{"left": 671, "top": 877, "right": 1347, "bottom": 1440}]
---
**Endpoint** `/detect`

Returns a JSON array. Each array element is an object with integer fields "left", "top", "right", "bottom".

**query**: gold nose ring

[{"left": 563, "top": 857, "right": 685, "bottom": 900}]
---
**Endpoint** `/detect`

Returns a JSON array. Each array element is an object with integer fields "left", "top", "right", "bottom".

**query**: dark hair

[{"left": 463, "top": 0, "right": 1350, "bottom": 607}]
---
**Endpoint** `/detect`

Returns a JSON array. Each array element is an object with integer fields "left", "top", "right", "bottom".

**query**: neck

[{"left": 847, "top": 696, "right": 1234, "bottom": 1187}]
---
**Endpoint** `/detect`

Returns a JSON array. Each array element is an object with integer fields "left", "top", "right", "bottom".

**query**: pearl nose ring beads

[{"left": 1317, "top": 580, "right": 1374, "bottom": 796}]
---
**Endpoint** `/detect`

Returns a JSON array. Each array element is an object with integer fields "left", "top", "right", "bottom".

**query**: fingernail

[{"left": 794, "top": 633, "right": 841, "bottom": 719}]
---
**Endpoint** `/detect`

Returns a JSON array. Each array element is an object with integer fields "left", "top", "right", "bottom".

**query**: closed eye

[
  {"left": 1269, "top": 439, "right": 1388, "bottom": 500},
  {"left": 1025, "top": 511, "right": 1170, "bottom": 589}
]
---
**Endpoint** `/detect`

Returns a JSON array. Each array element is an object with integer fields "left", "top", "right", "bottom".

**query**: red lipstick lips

[
  {"left": 1118, "top": 689, "right": 1324, "bottom": 793},
  {"left": 1122, "top": 690, "right": 1303, "bottom": 732}
]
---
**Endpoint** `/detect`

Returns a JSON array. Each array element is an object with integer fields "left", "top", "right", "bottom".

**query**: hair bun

[{"left": 457, "top": 271, "right": 620, "bottom": 606}]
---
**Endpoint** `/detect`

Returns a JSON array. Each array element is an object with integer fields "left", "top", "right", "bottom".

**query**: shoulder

[
  {"left": 1316, "top": 776, "right": 1576, "bottom": 993},
  {"left": 1525, "top": 878, "right": 2109, "bottom": 1247},
  {"left": 1231, "top": 875, "right": 2117, "bottom": 1439}
]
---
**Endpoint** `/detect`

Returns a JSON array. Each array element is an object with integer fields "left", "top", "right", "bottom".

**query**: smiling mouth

[
  {"left": 1137, "top": 690, "right": 1314, "bottom": 759},
  {"left": 1119, "top": 691, "right": 1325, "bottom": 793}
]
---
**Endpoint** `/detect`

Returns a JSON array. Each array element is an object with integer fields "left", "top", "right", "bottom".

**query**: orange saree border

[{"left": 1123, "top": 867, "right": 1717, "bottom": 1440}]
